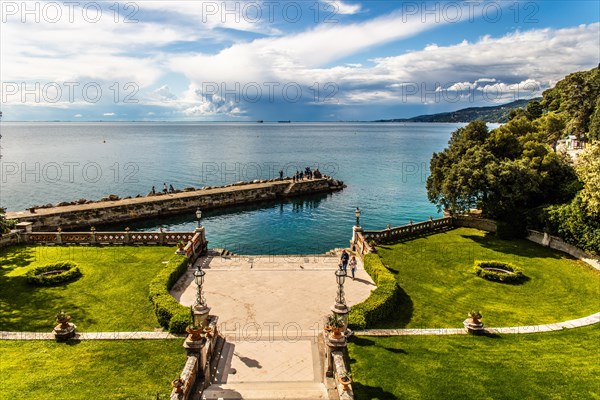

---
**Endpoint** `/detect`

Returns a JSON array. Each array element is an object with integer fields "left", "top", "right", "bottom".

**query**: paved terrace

[{"left": 171, "top": 252, "right": 376, "bottom": 338}]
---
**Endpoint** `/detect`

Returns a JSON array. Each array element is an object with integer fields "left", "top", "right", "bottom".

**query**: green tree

[
  {"left": 525, "top": 100, "right": 543, "bottom": 120},
  {"left": 576, "top": 143, "right": 600, "bottom": 215},
  {"left": 427, "top": 120, "right": 578, "bottom": 221},
  {"left": 0, "top": 208, "right": 16, "bottom": 234}
]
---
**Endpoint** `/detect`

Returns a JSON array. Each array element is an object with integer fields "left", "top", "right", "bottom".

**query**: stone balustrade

[
  {"left": 362, "top": 216, "right": 453, "bottom": 243},
  {"left": 21, "top": 230, "right": 195, "bottom": 246}
]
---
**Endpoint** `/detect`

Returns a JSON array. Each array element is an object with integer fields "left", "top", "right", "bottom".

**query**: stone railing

[
  {"left": 171, "top": 316, "right": 221, "bottom": 400},
  {"left": 352, "top": 231, "right": 373, "bottom": 257},
  {"left": 332, "top": 351, "right": 354, "bottom": 400},
  {"left": 362, "top": 217, "right": 453, "bottom": 243},
  {"left": 22, "top": 230, "right": 195, "bottom": 246}
]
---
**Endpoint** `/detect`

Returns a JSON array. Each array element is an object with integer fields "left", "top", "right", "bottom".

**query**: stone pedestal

[
  {"left": 193, "top": 304, "right": 211, "bottom": 328},
  {"left": 325, "top": 334, "right": 347, "bottom": 378},
  {"left": 53, "top": 323, "right": 77, "bottom": 341},
  {"left": 331, "top": 303, "right": 350, "bottom": 333},
  {"left": 183, "top": 336, "right": 206, "bottom": 355},
  {"left": 350, "top": 226, "right": 362, "bottom": 251},
  {"left": 463, "top": 318, "right": 485, "bottom": 335}
]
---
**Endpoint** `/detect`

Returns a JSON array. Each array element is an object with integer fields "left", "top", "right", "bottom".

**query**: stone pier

[{"left": 6, "top": 178, "right": 344, "bottom": 231}]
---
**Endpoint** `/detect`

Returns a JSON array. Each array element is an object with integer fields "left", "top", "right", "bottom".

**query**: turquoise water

[{"left": 0, "top": 122, "right": 464, "bottom": 253}]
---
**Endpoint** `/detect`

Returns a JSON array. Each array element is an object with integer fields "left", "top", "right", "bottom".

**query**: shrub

[
  {"left": 474, "top": 260, "right": 527, "bottom": 284},
  {"left": 168, "top": 308, "right": 191, "bottom": 333},
  {"left": 26, "top": 262, "right": 82, "bottom": 286},
  {"left": 348, "top": 253, "right": 399, "bottom": 330},
  {"left": 148, "top": 254, "right": 190, "bottom": 333}
]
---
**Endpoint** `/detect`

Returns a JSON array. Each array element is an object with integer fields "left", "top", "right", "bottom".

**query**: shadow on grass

[
  {"left": 0, "top": 265, "right": 96, "bottom": 331},
  {"left": 350, "top": 336, "right": 376, "bottom": 347},
  {"left": 352, "top": 382, "right": 398, "bottom": 400},
  {"left": 0, "top": 246, "right": 35, "bottom": 267},
  {"left": 382, "top": 346, "right": 407, "bottom": 354},
  {"left": 460, "top": 233, "right": 564, "bottom": 260},
  {"left": 369, "top": 286, "right": 414, "bottom": 329}
]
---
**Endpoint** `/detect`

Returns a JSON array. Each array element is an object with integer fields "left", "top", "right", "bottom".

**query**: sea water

[{"left": 0, "top": 122, "right": 464, "bottom": 254}]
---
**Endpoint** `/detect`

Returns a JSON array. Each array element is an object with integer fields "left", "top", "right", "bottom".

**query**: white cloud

[
  {"left": 103, "top": 112, "right": 116, "bottom": 116},
  {"left": 324, "top": 1, "right": 362, "bottom": 15},
  {"left": 74, "top": 114, "right": 82, "bottom": 118}
]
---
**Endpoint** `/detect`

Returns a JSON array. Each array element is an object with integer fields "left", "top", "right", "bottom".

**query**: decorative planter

[
  {"left": 57, "top": 315, "right": 72, "bottom": 329},
  {"left": 186, "top": 326, "right": 204, "bottom": 341},
  {"left": 331, "top": 327, "right": 344, "bottom": 339},
  {"left": 338, "top": 376, "right": 352, "bottom": 391},
  {"left": 172, "top": 378, "right": 184, "bottom": 394}
]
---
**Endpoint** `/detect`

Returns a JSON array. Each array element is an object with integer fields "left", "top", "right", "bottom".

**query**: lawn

[
  {"left": 0, "top": 339, "right": 186, "bottom": 399},
  {"left": 348, "top": 325, "right": 600, "bottom": 400},
  {"left": 0, "top": 245, "right": 176, "bottom": 332},
  {"left": 375, "top": 228, "right": 600, "bottom": 328}
]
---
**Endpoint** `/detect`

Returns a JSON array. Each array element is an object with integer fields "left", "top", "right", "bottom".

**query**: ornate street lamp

[
  {"left": 355, "top": 207, "right": 361, "bottom": 227},
  {"left": 194, "top": 267, "right": 206, "bottom": 307},
  {"left": 192, "top": 266, "right": 210, "bottom": 328},
  {"left": 332, "top": 269, "right": 349, "bottom": 332},
  {"left": 335, "top": 269, "right": 346, "bottom": 304},
  {"left": 196, "top": 208, "right": 202, "bottom": 228}
]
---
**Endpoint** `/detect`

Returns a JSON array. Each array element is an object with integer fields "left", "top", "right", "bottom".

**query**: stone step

[{"left": 201, "top": 381, "right": 329, "bottom": 400}]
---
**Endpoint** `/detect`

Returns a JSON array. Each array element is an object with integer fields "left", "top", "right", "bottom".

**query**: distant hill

[{"left": 376, "top": 99, "right": 539, "bottom": 123}]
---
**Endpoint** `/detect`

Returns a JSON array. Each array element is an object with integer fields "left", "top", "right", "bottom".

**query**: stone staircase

[
  {"left": 197, "top": 336, "right": 335, "bottom": 400},
  {"left": 210, "top": 248, "right": 237, "bottom": 258},
  {"left": 201, "top": 381, "right": 330, "bottom": 400}
]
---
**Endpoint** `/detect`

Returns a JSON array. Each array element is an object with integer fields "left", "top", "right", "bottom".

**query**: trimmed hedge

[
  {"left": 26, "top": 262, "right": 82, "bottom": 286},
  {"left": 474, "top": 260, "right": 527, "bottom": 284},
  {"left": 148, "top": 254, "right": 190, "bottom": 333},
  {"left": 348, "top": 253, "right": 399, "bottom": 330}
]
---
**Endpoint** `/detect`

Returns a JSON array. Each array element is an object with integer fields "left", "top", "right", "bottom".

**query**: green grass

[
  {"left": 348, "top": 325, "right": 600, "bottom": 400},
  {"left": 0, "top": 245, "right": 176, "bottom": 331},
  {"left": 375, "top": 228, "right": 600, "bottom": 328},
  {"left": 0, "top": 339, "right": 186, "bottom": 399}
]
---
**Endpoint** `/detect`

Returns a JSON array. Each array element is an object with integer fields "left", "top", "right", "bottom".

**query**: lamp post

[
  {"left": 355, "top": 207, "right": 361, "bottom": 227},
  {"left": 331, "top": 269, "right": 349, "bottom": 332},
  {"left": 196, "top": 208, "right": 202, "bottom": 229},
  {"left": 192, "top": 266, "right": 210, "bottom": 328}
]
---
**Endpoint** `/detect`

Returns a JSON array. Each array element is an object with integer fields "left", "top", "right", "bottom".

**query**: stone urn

[
  {"left": 463, "top": 311, "right": 485, "bottom": 335},
  {"left": 186, "top": 326, "right": 204, "bottom": 341},
  {"left": 171, "top": 378, "right": 184, "bottom": 394},
  {"left": 331, "top": 327, "right": 345, "bottom": 339},
  {"left": 53, "top": 311, "right": 76, "bottom": 341},
  {"left": 338, "top": 374, "right": 352, "bottom": 391}
]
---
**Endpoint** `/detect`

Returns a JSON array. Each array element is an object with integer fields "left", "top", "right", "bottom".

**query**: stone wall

[
  {"left": 453, "top": 215, "right": 498, "bottom": 232},
  {"left": 7, "top": 178, "right": 344, "bottom": 232},
  {"left": 0, "top": 232, "right": 20, "bottom": 249},
  {"left": 527, "top": 230, "right": 600, "bottom": 270}
]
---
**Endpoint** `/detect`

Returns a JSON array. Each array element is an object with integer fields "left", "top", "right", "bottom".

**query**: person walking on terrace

[
  {"left": 349, "top": 255, "right": 357, "bottom": 280},
  {"left": 340, "top": 249, "right": 349, "bottom": 273}
]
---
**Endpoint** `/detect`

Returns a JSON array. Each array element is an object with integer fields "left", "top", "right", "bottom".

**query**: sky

[{"left": 0, "top": 0, "right": 599, "bottom": 121}]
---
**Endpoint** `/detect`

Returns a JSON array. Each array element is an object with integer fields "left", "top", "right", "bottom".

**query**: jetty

[{"left": 6, "top": 178, "right": 345, "bottom": 231}]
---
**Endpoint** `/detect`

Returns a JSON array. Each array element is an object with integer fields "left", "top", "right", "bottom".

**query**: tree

[
  {"left": 525, "top": 100, "right": 543, "bottom": 120},
  {"left": 537, "top": 112, "right": 566, "bottom": 151},
  {"left": 427, "top": 120, "right": 578, "bottom": 220},
  {"left": 0, "top": 208, "right": 16, "bottom": 234},
  {"left": 576, "top": 143, "right": 600, "bottom": 216}
]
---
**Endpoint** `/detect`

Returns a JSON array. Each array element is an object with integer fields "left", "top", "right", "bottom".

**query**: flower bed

[
  {"left": 26, "top": 262, "right": 82, "bottom": 286},
  {"left": 474, "top": 260, "right": 526, "bottom": 284}
]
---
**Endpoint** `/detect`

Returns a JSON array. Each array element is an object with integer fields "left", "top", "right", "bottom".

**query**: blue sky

[{"left": 0, "top": 0, "right": 598, "bottom": 121}]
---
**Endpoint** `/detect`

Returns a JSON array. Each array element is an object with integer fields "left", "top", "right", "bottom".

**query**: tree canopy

[{"left": 426, "top": 119, "right": 576, "bottom": 220}]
